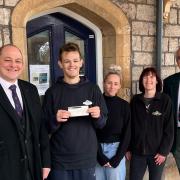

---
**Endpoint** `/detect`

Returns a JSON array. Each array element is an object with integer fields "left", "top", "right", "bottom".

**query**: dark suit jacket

[
  {"left": 163, "top": 72, "right": 180, "bottom": 151},
  {"left": 0, "top": 79, "right": 50, "bottom": 180}
]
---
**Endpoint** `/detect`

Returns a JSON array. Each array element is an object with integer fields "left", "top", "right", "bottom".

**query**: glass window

[
  {"left": 27, "top": 30, "right": 50, "bottom": 65},
  {"left": 27, "top": 30, "right": 51, "bottom": 96}
]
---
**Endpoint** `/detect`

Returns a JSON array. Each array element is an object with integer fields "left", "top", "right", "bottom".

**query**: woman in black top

[
  {"left": 127, "top": 67, "right": 174, "bottom": 180},
  {"left": 96, "top": 65, "right": 131, "bottom": 180}
]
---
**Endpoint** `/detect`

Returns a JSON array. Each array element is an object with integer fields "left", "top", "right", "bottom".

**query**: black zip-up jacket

[
  {"left": 42, "top": 76, "right": 108, "bottom": 170},
  {"left": 130, "top": 92, "right": 174, "bottom": 156}
]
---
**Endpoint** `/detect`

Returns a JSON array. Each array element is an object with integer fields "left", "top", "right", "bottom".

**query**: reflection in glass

[
  {"left": 65, "top": 31, "right": 85, "bottom": 75},
  {"left": 27, "top": 30, "right": 50, "bottom": 65},
  {"left": 27, "top": 30, "right": 51, "bottom": 96}
]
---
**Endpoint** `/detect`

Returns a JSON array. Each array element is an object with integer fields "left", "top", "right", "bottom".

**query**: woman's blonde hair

[{"left": 104, "top": 64, "right": 122, "bottom": 83}]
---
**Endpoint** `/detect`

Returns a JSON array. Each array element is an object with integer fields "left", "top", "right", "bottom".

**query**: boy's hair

[{"left": 58, "top": 42, "right": 82, "bottom": 61}]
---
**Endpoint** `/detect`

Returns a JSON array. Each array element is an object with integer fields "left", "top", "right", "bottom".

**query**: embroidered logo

[
  {"left": 152, "top": 111, "right": 162, "bottom": 116},
  {"left": 83, "top": 100, "right": 92, "bottom": 106}
]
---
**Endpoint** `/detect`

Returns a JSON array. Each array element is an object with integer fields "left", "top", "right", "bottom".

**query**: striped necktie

[{"left": 9, "top": 84, "right": 23, "bottom": 117}]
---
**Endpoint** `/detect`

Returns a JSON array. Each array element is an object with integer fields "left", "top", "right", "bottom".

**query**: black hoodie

[{"left": 42, "top": 76, "right": 108, "bottom": 170}]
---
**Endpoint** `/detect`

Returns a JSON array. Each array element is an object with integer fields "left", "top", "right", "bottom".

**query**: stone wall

[
  {"left": 0, "top": 0, "right": 179, "bottom": 179},
  {"left": 111, "top": 0, "right": 156, "bottom": 95},
  {"left": 112, "top": 0, "right": 180, "bottom": 95},
  {"left": 0, "top": 0, "right": 19, "bottom": 46}
]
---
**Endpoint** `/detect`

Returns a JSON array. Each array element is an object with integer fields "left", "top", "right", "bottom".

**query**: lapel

[
  {"left": 0, "top": 84, "right": 22, "bottom": 132},
  {"left": 169, "top": 73, "right": 180, "bottom": 109},
  {"left": 172, "top": 73, "right": 180, "bottom": 99}
]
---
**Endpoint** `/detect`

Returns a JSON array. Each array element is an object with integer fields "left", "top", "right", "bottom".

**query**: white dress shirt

[{"left": 0, "top": 77, "right": 23, "bottom": 110}]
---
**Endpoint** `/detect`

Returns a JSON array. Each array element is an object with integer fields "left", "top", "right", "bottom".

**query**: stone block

[
  {"left": 136, "top": 5, "right": 155, "bottom": 22},
  {"left": 136, "top": 0, "right": 146, "bottom": 3},
  {"left": 142, "top": 36, "right": 155, "bottom": 52},
  {"left": 161, "top": 67, "right": 176, "bottom": 79},
  {"left": 0, "top": 0, "right": 3, "bottom": 5},
  {"left": 169, "top": 8, "right": 177, "bottom": 24},
  {"left": 134, "top": 52, "right": 153, "bottom": 65},
  {"left": 118, "top": 3, "right": 136, "bottom": 20},
  {"left": 132, "top": 66, "right": 143, "bottom": 81},
  {"left": 3, "top": 28, "right": 10, "bottom": 45},
  {"left": 148, "top": 22, "right": 156, "bottom": 35},
  {"left": 132, "top": 22, "right": 149, "bottom": 35},
  {"left": 164, "top": 53, "right": 175, "bottom": 65},
  {"left": 5, "top": 0, "right": 19, "bottom": 6},
  {"left": 132, "top": 36, "right": 141, "bottom": 51},
  {"left": 132, "top": 22, "right": 155, "bottom": 36},
  {"left": 172, "top": 1, "right": 180, "bottom": 7},
  {"left": 169, "top": 38, "right": 178, "bottom": 52},
  {"left": 163, "top": 38, "right": 169, "bottom": 52},
  {"left": 0, "top": 8, "right": 11, "bottom": 25},
  {"left": 147, "top": 0, "right": 156, "bottom": 5},
  {"left": 165, "top": 25, "right": 180, "bottom": 37}
]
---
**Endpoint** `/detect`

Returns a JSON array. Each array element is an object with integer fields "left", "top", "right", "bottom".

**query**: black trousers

[
  {"left": 173, "top": 128, "right": 180, "bottom": 173},
  {"left": 130, "top": 154, "right": 166, "bottom": 180},
  {"left": 47, "top": 167, "right": 96, "bottom": 180}
]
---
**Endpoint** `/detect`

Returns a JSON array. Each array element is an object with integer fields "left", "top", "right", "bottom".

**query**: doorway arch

[
  {"left": 12, "top": 0, "right": 131, "bottom": 99},
  {"left": 28, "top": 7, "right": 103, "bottom": 90}
]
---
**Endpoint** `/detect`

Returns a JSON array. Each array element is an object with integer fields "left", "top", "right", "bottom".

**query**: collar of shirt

[
  {"left": 0, "top": 77, "right": 23, "bottom": 109},
  {"left": 0, "top": 76, "right": 18, "bottom": 90}
]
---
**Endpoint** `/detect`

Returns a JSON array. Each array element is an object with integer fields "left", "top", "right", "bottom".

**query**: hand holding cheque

[{"left": 56, "top": 106, "right": 100, "bottom": 122}]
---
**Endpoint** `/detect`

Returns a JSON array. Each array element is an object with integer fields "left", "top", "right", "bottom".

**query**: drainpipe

[{"left": 156, "top": 0, "right": 163, "bottom": 77}]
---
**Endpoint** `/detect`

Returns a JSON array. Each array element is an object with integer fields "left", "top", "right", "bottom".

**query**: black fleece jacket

[
  {"left": 96, "top": 95, "right": 131, "bottom": 168},
  {"left": 130, "top": 92, "right": 174, "bottom": 156},
  {"left": 42, "top": 76, "right": 107, "bottom": 170}
]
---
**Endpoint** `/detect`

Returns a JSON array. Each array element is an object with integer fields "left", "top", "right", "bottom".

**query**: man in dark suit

[
  {"left": 163, "top": 47, "right": 180, "bottom": 174},
  {"left": 0, "top": 44, "right": 51, "bottom": 180}
]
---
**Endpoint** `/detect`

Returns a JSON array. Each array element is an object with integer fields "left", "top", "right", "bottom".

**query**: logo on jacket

[
  {"left": 152, "top": 111, "right": 162, "bottom": 116},
  {"left": 83, "top": 100, "right": 92, "bottom": 106}
]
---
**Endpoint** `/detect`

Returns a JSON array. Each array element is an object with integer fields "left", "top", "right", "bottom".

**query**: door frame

[{"left": 28, "top": 7, "right": 103, "bottom": 90}]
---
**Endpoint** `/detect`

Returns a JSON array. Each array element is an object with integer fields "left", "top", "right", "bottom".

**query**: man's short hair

[
  {"left": 0, "top": 44, "right": 22, "bottom": 56},
  {"left": 58, "top": 42, "right": 82, "bottom": 61}
]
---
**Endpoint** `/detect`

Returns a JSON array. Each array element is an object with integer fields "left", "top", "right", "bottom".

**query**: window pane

[
  {"left": 27, "top": 30, "right": 50, "bottom": 65},
  {"left": 27, "top": 30, "right": 51, "bottom": 96}
]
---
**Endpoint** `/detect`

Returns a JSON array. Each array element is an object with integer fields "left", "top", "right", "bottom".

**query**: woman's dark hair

[
  {"left": 58, "top": 42, "right": 82, "bottom": 61},
  {"left": 139, "top": 67, "right": 162, "bottom": 93}
]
